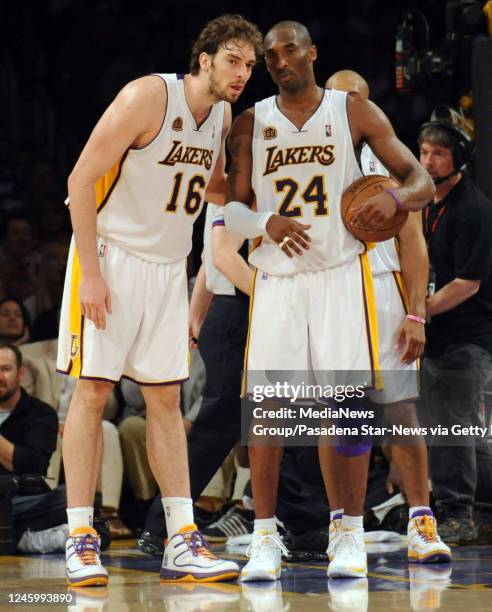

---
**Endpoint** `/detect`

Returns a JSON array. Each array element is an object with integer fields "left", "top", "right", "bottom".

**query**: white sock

[
  {"left": 330, "top": 509, "right": 344, "bottom": 521},
  {"left": 342, "top": 515, "right": 364, "bottom": 530},
  {"left": 409, "top": 506, "right": 433, "bottom": 518},
  {"left": 254, "top": 517, "right": 276, "bottom": 534},
  {"left": 67, "top": 507, "right": 93, "bottom": 533},
  {"left": 162, "top": 497, "right": 194, "bottom": 538}
]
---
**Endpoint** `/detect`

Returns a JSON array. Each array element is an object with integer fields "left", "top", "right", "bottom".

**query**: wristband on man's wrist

[
  {"left": 385, "top": 188, "right": 405, "bottom": 211},
  {"left": 406, "top": 314, "right": 426, "bottom": 325}
]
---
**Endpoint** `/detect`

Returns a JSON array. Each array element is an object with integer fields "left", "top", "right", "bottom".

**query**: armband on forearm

[{"left": 223, "top": 201, "right": 274, "bottom": 239}]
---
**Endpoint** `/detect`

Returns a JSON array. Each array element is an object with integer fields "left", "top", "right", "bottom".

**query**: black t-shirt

[
  {"left": 0, "top": 388, "right": 58, "bottom": 476},
  {"left": 424, "top": 176, "right": 492, "bottom": 357}
]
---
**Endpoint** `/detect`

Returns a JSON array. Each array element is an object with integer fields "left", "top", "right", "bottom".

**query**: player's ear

[
  {"left": 310, "top": 45, "right": 317, "bottom": 62},
  {"left": 199, "top": 52, "right": 212, "bottom": 73}
]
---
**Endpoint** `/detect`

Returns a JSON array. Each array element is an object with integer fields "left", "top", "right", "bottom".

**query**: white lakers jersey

[
  {"left": 95, "top": 74, "right": 225, "bottom": 263},
  {"left": 249, "top": 89, "right": 363, "bottom": 276},
  {"left": 360, "top": 143, "right": 400, "bottom": 276}
]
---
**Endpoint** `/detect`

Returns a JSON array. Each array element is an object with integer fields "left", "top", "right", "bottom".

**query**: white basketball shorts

[
  {"left": 243, "top": 254, "right": 380, "bottom": 396},
  {"left": 57, "top": 237, "right": 189, "bottom": 385},
  {"left": 367, "top": 271, "right": 419, "bottom": 405}
]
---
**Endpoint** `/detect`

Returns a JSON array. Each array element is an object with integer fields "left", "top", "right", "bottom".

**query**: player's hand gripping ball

[{"left": 341, "top": 175, "right": 408, "bottom": 243}]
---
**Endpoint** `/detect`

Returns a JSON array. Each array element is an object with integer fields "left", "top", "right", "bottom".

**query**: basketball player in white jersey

[
  {"left": 323, "top": 70, "right": 451, "bottom": 566},
  {"left": 224, "top": 21, "right": 435, "bottom": 581},
  {"left": 57, "top": 15, "right": 262, "bottom": 586}
]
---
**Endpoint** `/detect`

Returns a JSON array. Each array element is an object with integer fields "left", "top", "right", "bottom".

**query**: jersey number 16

[{"left": 165, "top": 173, "right": 206, "bottom": 215}]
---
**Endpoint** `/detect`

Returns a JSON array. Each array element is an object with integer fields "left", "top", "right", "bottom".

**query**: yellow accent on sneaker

[
  {"left": 414, "top": 516, "right": 439, "bottom": 542},
  {"left": 177, "top": 523, "right": 198, "bottom": 534},
  {"left": 70, "top": 527, "right": 98, "bottom": 537},
  {"left": 66, "top": 575, "right": 108, "bottom": 587}
]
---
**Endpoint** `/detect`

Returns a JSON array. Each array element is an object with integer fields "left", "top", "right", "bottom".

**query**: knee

[
  {"left": 143, "top": 385, "right": 181, "bottom": 412},
  {"left": 72, "top": 379, "right": 114, "bottom": 412}
]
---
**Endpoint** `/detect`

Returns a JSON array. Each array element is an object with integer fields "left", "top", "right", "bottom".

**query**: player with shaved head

[{"left": 224, "top": 21, "right": 434, "bottom": 580}]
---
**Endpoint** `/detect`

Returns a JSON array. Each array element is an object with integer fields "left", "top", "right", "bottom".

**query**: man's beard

[
  {"left": 208, "top": 68, "right": 237, "bottom": 104},
  {"left": 0, "top": 386, "right": 18, "bottom": 404}
]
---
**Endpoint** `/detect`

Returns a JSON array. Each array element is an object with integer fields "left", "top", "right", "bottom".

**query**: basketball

[{"left": 341, "top": 175, "right": 409, "bottom": 242}]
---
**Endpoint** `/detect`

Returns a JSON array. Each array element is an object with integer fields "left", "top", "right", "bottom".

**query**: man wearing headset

[{"left": 419, "top": 108, "right": 492, "bottom": 544}]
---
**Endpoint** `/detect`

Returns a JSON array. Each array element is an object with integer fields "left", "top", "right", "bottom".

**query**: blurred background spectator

[{"left": 0, "top": 298, "right": 31, "bottom": 346}]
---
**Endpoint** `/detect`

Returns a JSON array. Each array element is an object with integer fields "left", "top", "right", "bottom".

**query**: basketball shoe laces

[
  {"left": 335, "top": 528, "right": 362, "bottom": 559},
  {"left": 414, "top": 516, "right": 439, "bottom": 543},
  {"left": 73, "top": 534, "right": 100, "bottom": 565},
  {"left": 246, "top": 533, "right": 289, "bottom": 559},
  {"left": 184, "top": 531, "right": 217, "bottom": 561}
]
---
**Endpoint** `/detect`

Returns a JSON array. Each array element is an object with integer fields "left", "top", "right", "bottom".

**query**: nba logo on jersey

[
  {"left": 70, "top": 334, "right": 80, "bottom": 358},
  {"left": 263, "top": 126, "right": 277, "bottom": 140},
  {"left": 98, "top": 243, "right": 106, "bottom": 258},
  {"left": 325, "top": 124, "right": 332, "bottom": 137},
  {"left": 172, "top": 117, "right": 183, "bottom": 131},
  {"left": 369, "top": 161, "right": 376, "bottom": 173}
]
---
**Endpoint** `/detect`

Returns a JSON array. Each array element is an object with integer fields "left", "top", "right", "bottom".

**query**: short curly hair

[{"left": 189, "top": 14, "right": 263, "bottom": 75}]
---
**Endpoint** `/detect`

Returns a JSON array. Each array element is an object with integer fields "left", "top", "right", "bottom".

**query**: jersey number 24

[{"left": 276, "top": 175, "right": 329, "bottom": 217}]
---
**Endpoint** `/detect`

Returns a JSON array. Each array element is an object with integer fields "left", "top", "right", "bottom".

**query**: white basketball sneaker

[
  {"left": 407, "top": 514, "right": 452, "bottom": 564},
  {"left": 240, "top": 530, "right": 289, "bottom": 582},
  {"left": 327, "top": 516, "right": 342, "bottom": 561},
  {"left": 327, "top": 527, "right": 367, "bottom": 579},
  {"left": 65, "top": 527, "right": 108, "bottom": 587},
  {"left": 160, "top": 524, "right": 239, "bottom": 582}
]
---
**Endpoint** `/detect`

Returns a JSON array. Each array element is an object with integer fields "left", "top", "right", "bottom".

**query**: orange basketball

[{"left": 341, "top": 175, "right": 408, "bottom": 243}]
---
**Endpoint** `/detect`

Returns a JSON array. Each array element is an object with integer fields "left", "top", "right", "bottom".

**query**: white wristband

[{"left": 223, "top": 201, "right": 274, "bottom": 239}]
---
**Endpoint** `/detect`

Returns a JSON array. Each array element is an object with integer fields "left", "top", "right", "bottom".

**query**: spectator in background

[
  {"left": 0, "top": 343, "right": 58, "bottom": 477},
  {"left": 420, "top": 110, "right": 492, "bottom": 544},
  {"left": 0, "top": 298, "right": 31, "bottom": 346},
  {"left": 0, "top": 214, "right": 39, "bottom": 303}
]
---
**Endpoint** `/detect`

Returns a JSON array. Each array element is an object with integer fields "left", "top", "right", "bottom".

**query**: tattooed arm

[{"left": 225, "top": 108, "right": 256, "bottom": 207}]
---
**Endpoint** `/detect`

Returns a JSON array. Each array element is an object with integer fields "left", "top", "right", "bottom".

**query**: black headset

[{"left": 418, "top": 119, "right": 475, "bottom": 173}]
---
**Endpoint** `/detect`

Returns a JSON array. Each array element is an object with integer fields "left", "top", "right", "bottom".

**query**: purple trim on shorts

[
  {"left": 159, "top": 567, "right": 237, "bottom": 580},
  {"left": 79, "top": 375, "right": 119, "bottom": 384},
  {"left": 332, "top": 513, "right": 343, "bottom": 521},
  {"left": 56, "top": 364, "right": 73, "bottom": 376},
  {"left": 121, "top": 375, "right": 189, "bottom": 387}
]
